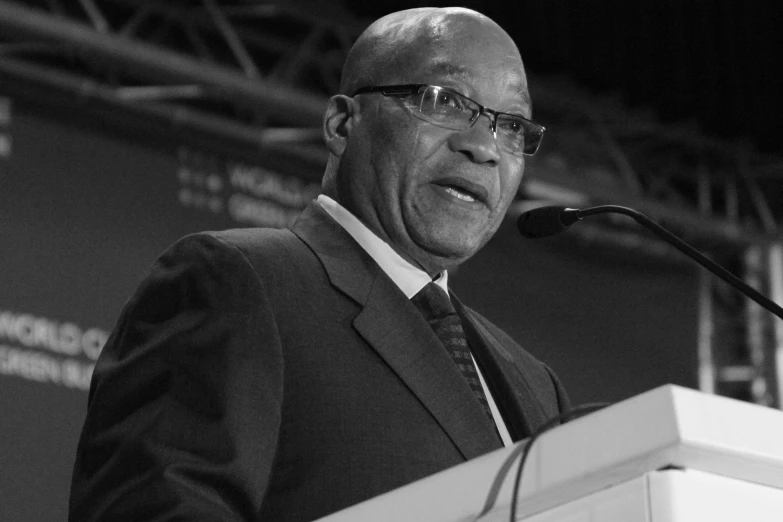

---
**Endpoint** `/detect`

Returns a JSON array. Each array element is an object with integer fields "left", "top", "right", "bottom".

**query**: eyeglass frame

[{"left": 351, "top": 83, "right": 546, "bottom": 156}]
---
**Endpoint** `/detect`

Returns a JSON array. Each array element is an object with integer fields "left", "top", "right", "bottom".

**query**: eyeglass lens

[{"left": 416, "top": 86, "right": 540, "bottom": 155}]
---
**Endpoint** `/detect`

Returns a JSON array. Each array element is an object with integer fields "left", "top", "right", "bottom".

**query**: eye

[
  {"left": 434, "top": 90, "right": 471, "bottom": 112},
  {"left": 497, "top": 117, "right": 527, "bottom": 136}
]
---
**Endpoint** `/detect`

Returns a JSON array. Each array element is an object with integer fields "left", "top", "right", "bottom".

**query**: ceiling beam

[{"left": 0, "top": 0, "right": 327, "bottom": 127}]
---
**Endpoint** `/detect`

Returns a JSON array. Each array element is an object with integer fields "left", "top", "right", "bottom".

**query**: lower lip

[{"left": 428, "top": 184, "right": 486, "bottom": 211}]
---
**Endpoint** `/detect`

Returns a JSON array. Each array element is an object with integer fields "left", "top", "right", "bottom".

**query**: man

[{"left": 70, "top": 7, "right": 570, "bottom": 522}]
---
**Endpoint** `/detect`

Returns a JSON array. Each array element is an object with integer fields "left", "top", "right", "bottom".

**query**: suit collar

[
  {"left": 315, "top": 195, "right": 448, "bottom": 298},
  {"left": 291, "top": 202, "right": 379, "bottom": 305},
  {"left": 292, "top": 203, "right": 502, "bottom": 459}
]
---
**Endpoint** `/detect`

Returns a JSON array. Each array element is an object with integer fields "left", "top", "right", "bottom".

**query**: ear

[{"left": 323, "top": 95, "right": 356, "bottom": 157}]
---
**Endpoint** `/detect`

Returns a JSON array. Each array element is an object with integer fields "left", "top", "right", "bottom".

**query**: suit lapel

[
  {"left": 292, "top": 203, "right": 501, "bottom": 460},
  {"left": 451, "top": 294, "right": 549, "bottom": 441}
]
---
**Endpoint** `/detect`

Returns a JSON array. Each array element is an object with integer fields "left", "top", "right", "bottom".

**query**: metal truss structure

[
  {"left": 0, "top": 0, "right": 363, "bottom": 179},
  {"left": 1, "top": 0, "right": 781, "bottom": 406}
]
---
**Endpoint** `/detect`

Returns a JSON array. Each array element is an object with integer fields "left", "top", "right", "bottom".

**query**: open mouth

[
  {"left": 433, "top": 177, "right": 489, "bottom": 205},
  {"left": 443, "top": 186, "right": 478, "bottom": 202}
]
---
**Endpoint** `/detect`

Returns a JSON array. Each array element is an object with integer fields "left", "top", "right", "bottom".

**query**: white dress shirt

[{"left": 317, "top": 195, "right": 513, "bottom": 447}]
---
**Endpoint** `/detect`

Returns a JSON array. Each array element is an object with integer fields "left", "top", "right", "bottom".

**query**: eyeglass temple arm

[{"left": 376, "top": 85, "right": 425, "bottom": 96}]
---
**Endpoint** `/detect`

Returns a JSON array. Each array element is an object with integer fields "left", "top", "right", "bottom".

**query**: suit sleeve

[{"left": 69, "top": 233, "right": 283, "bottom": 521}]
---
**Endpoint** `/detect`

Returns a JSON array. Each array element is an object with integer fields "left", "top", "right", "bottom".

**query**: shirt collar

[{"left": 317, "top": 195, "right": 448, "bottom": 299}]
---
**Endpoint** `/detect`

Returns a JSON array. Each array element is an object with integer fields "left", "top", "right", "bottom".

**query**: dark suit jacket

[{"left": 70, "top": 202, "right": 570, "bottom": 522}]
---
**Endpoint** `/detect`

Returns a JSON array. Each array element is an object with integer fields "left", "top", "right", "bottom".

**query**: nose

[{"left": 447, "top": 113, "right": 501, "bottom": 165}]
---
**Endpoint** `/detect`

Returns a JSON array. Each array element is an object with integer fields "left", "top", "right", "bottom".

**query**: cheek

[
  {"left": 498, "top": 160, "right": 525, "bottom": 204},
  {"left": 371, "top": 126, "right": 430, "bottom": 199}
]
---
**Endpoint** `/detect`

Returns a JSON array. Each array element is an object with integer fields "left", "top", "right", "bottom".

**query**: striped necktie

[{"left": 411, "top": 282, "right": 494, "bottom": 422}]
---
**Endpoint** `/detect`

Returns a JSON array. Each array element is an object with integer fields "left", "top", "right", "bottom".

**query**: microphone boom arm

[{"left": 571, "top": 205, "right": 783, "bottom": 320}]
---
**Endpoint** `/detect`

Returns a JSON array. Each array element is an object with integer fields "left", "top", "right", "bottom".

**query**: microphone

[
  {"left": 517, "top": 204, "right": 783, "bottom": 320},
  {"left": 517, "top": 205, "right": 580, "bottom": 238}
]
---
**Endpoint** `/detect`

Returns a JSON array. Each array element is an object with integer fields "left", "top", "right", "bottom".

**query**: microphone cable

[{"left": 472, "top": 402, "right": 610, "bottom": 522}]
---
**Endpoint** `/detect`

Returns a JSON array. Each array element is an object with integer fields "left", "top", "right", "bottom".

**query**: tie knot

[{"left": 411, "top": 282, "right": 456, "bottom": 320}]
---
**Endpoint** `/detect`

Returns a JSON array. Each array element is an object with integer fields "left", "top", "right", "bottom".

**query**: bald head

[{"left": 340, "top": 8, "right": 525, "bottom": 98}]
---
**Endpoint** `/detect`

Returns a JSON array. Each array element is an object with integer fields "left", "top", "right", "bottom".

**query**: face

[{"left": 331, "top": 14, "right": 529, "bottom": 275}]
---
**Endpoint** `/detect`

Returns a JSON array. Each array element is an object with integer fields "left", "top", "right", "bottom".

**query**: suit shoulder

[
  {"left": 201, "top": 227, "right": 300, "bottom": 256},
  {"left": 183, "top": 227, "right": 322, "bottom": 289},
  {"left": 167, "top": 228, "right": 310, "bottom": 269},
  {"left": 136, "top": 228, "right": 312, "bottom": 304}
]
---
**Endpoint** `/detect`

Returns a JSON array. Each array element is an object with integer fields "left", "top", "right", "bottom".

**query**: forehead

[
  {"left": 396, "top": 16, "right": 530, "bottom": 109},
  {"left": 425, "top": 61, "right": 531, "bottom": 108}
]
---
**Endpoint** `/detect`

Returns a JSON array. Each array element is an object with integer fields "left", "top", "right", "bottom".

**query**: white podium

[{"left": 315, "top": 385, "right": 783, "bottom": 522}]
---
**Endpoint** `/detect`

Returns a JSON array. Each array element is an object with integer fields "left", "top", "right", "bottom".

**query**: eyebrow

[{"left": 429, "top": 62, "right": 532, "bottom": 108}]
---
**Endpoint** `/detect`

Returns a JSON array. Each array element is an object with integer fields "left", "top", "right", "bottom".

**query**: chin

[
  {"left": 414, "top": 235, "right": 483, "bottom": 270},
  {"left": 405, "top": 216, "right": 493, "bottom": 267}
]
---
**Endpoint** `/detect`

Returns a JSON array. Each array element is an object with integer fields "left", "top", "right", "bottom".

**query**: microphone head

[{"left": 517, "top": 205, "right": 573, "bottom": 238}]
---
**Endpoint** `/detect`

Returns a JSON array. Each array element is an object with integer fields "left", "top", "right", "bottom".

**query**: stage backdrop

[{"left": 0, "top": 94, "right": 698, "bottom": 521}]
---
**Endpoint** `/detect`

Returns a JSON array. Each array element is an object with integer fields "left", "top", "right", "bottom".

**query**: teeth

[{"left": 444, "top": 186, "right": 476, "bottom": 202}]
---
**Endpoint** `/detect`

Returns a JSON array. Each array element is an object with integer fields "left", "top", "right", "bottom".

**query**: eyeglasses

[{"left": 352, "top": 84, "right": 545, "bottom": 156}]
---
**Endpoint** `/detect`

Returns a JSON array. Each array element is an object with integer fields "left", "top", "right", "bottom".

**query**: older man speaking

[{"left": 70, "top": 7, "right": 569, "bottom": 522}]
